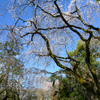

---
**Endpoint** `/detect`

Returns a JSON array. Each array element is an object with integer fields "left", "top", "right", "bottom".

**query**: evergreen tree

[{"left": 0, "top": 39, "right": 23, "bottom": 100}]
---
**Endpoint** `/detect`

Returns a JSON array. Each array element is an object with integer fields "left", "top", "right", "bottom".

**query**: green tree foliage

[
  {"left": 96, "top": 0, "right": 100, "bottom": 2},
  {"left": 51, "top": 74, "right": 87, "bottom": 100},
  {"left": 68, "top": 40, "right": 100, "bottom": 79},
  {"left": 0, "top": 39, "right": 23, "bottom": 100},
  {"left": 50, "top": 39, "right": 100, "bottom": 100}
]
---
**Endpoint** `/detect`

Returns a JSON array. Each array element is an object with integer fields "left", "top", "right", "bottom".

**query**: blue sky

[{"left": 0, "top": 0, "right": 63, "bottom": 74}]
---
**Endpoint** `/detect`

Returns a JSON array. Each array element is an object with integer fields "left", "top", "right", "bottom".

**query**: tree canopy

[{"left": 0, "top": 0, "right": 100, "bottom": 99}]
